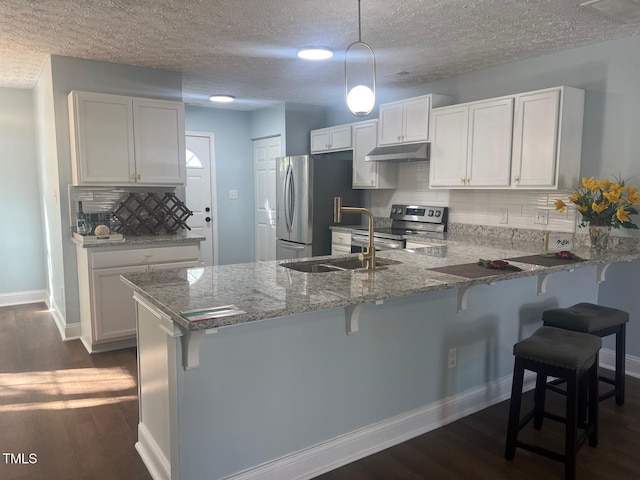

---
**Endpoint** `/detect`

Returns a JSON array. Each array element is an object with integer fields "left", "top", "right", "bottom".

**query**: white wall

[{"left": 0, "top": 88, "right": 46, "bottom": 301}]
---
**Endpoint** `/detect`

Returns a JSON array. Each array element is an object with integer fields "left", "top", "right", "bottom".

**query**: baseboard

[
  {"left": 0, "top": 290, "right": 47, "bottom": 307},
  {"left": 81, "top": 336, "right": 137, "bottom": 354},
  {"left": 600, "top": 347, "right": 640, "bottom": 379},
  {"left": 136, "top": 423, "right": 171, "bottom": 480},
  {"left": 45, "top": 298, "right": 81, "bottom": 341},
  {"left": 225, "top": 372, "right": 536, "bottom": 480}
]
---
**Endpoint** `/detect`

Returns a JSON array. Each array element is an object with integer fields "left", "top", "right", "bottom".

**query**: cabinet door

[
  {"left": 429, "top": 105, "right": 469, "bottom": 187},
  {"left": 310, "top": 128, "right": 330, "bottom": 153},
  {"left": 467, "top": 98, "right": 514, "bottom": 187},
  {"left": 511, "top": 89, "right": 560, "bottom": 187},
  {"left": 402, "top": 96, "right": 431, "bottom": 143},
  {"left": 378, "top": 101, "right": 404, "bottom": 145},
  {"left": 91, "top": 265, "right": 148, "bottom": 343},
  {"left": 352, "top": 121, "right": 379, "bottom": 188},
  {"left": 69, "top": 92, "right": 135, "bottom": 184},
  {"left": 133, "top": 99, "right": 186, "bottom": 185},
  {"left": 329, "top": 125, "right": 353, "bottom": 151}
]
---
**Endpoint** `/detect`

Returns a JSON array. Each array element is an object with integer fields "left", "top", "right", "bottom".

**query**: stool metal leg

[{"left": 505, "top": 358, "right": 525, "bottom": 461}]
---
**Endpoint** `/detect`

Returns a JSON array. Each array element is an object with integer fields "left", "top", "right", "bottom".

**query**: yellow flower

[
  {"left": 616, "top": 206, "right": 630, "bottom": 223},
  {"left": 603, "top": 188, "right": 622, "bottom": 204},
  {"left": 627, "top": 187, "right": 640, "bottom": 205},
  {"left": 601, "top": 178, "right": 612, "bottom": 190},
  {"left": 554, "top": 199, "right": 566, "bottom": 212},
  {"left": 592, "top": 202, "right": 608, "bottom": 214},
  {"left": 576, "top": 205, "right": 588, "bottom": 213},
  {"left": 568, "top": 192, "right": 581, "bottom": 203},
  {"left": 581, "top": 176, "right": 599, "bottom": 191}
]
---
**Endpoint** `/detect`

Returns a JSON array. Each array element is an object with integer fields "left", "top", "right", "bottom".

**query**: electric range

[{"left": 351, "top": 204, "right": 448, "bottom": 251}]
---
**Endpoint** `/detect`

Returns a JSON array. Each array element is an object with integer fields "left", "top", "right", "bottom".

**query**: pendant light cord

[{"left": 357, "top": 0, "right": 362, "bottom": 42}]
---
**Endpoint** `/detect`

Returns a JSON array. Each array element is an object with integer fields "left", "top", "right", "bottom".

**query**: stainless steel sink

[{"left": 280, "top": 257, "right": 401, "bottom": 273}]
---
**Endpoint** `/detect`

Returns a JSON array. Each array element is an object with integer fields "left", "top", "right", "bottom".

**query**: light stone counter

[
  {"left": 72, "top": 232, "right": 205, "bottom": 248},
  {"left": 121, "top": 239, "right": 640, "bottom": 332}
]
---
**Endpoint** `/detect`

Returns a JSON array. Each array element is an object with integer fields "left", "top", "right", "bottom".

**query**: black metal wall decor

[{"left": 111, "top": 192, "right": 193, "bottom": 235}]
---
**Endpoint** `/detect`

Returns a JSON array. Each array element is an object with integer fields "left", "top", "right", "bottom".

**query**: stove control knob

[{"left": 435, "top": 210, "right": 441, "bottom": 217}]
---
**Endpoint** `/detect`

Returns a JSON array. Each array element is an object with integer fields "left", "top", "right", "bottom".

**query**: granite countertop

[
  {"left": 120, "top": 239, "right": 640, "bottom": 332},
  {"left": 73, "top": 232, "right": 205, "bottom": 248}
]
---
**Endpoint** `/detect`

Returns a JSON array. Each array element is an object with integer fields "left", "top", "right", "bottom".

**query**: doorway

[
  {"left": 185, "top": 132, "right": 218, "bottom": 266},
  {"left": 253, "top": 136, "right": 282, "bottom": 261}
]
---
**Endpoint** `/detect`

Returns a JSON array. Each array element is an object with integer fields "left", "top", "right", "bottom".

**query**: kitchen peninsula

[{"left": 121, "top": 239, "right": 639, "bottom": 480}]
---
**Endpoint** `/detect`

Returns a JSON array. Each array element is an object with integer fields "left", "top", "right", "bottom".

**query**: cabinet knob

[
  {"left": 461, "top": 177, "right": 465, "bottom": 184},
  {"left": 205, "top": 217, "right": 211, "bottom": 222},
  {"left": 130, "top": 173, "right": 135, "bottom": 181},
  {"left": 137, "top": 174, "right": 141, "bottom": 181},
  {"left": 514, "top": 176, "right": 520, "bottom": 184}
]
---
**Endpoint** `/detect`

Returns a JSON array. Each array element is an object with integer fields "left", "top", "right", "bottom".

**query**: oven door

[{"left": 351, "top": 233, "right": 405, "bottom": 252}]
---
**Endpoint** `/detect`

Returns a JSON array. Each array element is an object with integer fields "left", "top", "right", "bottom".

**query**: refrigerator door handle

[
  {"left": 283, "top": 164, "right": 292, "bottom": 232},
  {"left": 288, "top": 167, "right": 295, "bottom": 232}
]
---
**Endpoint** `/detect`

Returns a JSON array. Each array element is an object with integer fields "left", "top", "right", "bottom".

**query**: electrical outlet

[
  {"left": 534, "top": 209, "right": 548, "bottom": 225},
  {"left": 448, "top": 348, "right": 457, "bottom": 369},
  {"left": 229, "top": 189, "right": 238, "bottom": 199},
  {"left": 499, "top": 208, "right": 509, "bottom": 224}
]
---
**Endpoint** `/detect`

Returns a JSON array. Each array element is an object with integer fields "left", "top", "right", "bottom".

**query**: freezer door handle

[
  {"left": 278, "top": 241, "right": 306, "bottom": 251},
  {"left": 288, "top": 167, "right": 295, "bottom": 232},
  {"left": 283, "top": 164, "right": 292, "bottom": 233}
]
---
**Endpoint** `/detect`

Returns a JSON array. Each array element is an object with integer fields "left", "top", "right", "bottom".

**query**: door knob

[
  {"left": 205, "top": 207, "right": 210, "bottom": 212},
  {"left": 206, "top": 217, "right": 211, "bottom": 222}
]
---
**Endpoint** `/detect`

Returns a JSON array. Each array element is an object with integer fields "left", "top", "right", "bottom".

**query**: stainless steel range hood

[{"left": 365, "top": 142, "right": 430, "bottom": 162}]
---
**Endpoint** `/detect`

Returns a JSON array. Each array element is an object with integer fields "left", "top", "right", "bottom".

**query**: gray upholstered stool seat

[
  {"left": 506, "top": 326, "right": 601, "bottom": 480},
  {"left": 543, "top": 303, "right": 629, "bottom": 404}
]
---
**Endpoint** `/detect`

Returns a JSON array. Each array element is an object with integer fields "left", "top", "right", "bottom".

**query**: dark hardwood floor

[
  {"left": 1, "top": 303, "right": 638, "bottom": 480},
  {"left": 0, "top": 303, "right": 151, "bottom": 480}
]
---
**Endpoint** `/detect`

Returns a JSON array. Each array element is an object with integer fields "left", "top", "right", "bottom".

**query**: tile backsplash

[{"left": 368, "top": 162, "right": 577, "bottom": 233}]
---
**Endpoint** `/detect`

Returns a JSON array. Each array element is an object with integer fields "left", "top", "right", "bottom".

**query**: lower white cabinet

[
  {"left": 76, "top": 243, "right": 201, "bottom": 353},
  {"left": 331, "top": 231, "right": 352, "bottom": 255}
]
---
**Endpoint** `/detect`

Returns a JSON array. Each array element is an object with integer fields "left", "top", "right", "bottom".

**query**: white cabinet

[
  {"left": 511, "top": 86, "right": 584, "bottom": 189},
  {"left": 430, "top": 86, "right": 584, "bottom": 190},
  {"left": 331, "top": 231, "right": 352, "bottom": 256},
  {"left": 430, "top": 97, "right": 514, "bottom": 188},
  {"left": 69, "top": 91, "right": 186, "bottom": 186},
  {"left": 310, "top": 124, "right": 352, "bottom": 153},
  {"left": 378, "top": 94, "right": 452, "bottom": 146},
  {"left": 76, "top": 243, "right": 201, "bottom": 353},
  {"left": 352, "top": 120, "right": 397, "bottom": 189}
]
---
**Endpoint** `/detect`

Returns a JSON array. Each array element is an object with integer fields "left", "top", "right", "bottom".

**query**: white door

[
  {"left": 185, "top": 132, "right": 218, "bottom": 266},
  {"left": 254, "top": 136, "right": 282, "bottom": 261}
]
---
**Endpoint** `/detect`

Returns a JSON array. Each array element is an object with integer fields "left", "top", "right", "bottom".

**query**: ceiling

[{"left": 2, "top": 0, "right": 640, "bottom": 111}]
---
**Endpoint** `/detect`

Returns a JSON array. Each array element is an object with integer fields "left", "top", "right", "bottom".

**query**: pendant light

[{"left": 344, "top": 0, "right": 376, "bottom": 116}]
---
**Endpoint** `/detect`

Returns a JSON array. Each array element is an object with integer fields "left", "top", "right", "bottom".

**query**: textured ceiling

[{"left": 1, "top": 0, "right": 640, "bottom": 110}]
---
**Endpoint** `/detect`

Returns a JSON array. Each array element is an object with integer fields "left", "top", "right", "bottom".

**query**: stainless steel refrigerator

[{"left": 276, "top": 155, "right": 363, "bottom": 260}]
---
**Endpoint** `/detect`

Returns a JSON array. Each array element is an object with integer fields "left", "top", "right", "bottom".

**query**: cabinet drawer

[
  {"left": 331, "top": 231, "right": 352, "bottom": 246},
  {"left": 91, "top": 244, "right": 200, "bottom": 269}
]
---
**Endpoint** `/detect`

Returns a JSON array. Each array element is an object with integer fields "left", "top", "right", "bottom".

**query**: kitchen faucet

[{"left": 333, "top": 197, "right": 376, "bottom": 270}]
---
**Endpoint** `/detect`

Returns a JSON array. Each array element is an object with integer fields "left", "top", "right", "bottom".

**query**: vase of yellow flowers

[{"left": 555, "top": 176, "right": 639, "bottom": 253}]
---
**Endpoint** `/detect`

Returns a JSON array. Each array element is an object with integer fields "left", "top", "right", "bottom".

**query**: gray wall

[
  {"left": 0, "top": 88, "right": 46, "bottom": 296},
  {"left": 34, "top": 54, "right": 182, "bottom": 329},
  {"left": 185, "top": 106, "right": 255, "bottom": 265}
]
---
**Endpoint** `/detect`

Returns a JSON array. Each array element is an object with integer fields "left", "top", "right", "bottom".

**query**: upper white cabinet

[
  {"left": 352, "top": 120, "right": 397, "bottom": 189},
  {"left": 430, "top": 86, "right": 584, "bottom": 190},
  {"left": 310, "top": 124, "right": 352, "bottom": 153},
  {"left": 430, "top": 97, "right": 514, "bottom": 188},
  {"left": 378, "top": 94, "right": 452, "bottom": 146},
  {"left": 69, "top": 91, "right": 186, "bottom": 186},
  {"left": 511, "top": 86, "right": 584, "bottom": 189}
]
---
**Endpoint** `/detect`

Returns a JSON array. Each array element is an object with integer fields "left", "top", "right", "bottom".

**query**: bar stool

[
  {"left": 542, "top": 303, "right": 629, "bottom": 405},
  {"left": 505, "top": 326, "right": 601, "bottom": 480}
]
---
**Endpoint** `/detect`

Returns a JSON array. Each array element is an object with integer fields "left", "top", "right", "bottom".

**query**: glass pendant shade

[{"left": 346, "top": 85, "right": 375, "bottom": 116}]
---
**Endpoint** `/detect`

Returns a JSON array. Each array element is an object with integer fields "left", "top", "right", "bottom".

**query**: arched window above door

[{"left": 186, "top": 148, "right": 203, "bottom": 169}]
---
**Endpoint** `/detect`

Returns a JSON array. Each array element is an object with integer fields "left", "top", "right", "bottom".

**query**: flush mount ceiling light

[
  {"left": 297, "top": 47, "right": 334, "bottom": 60},
  {"left": 344, "top": 0, "right": 376, "bottom": 116},
  {"left": 209, "top": 94, "right": 235, "bottom": 103}
]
